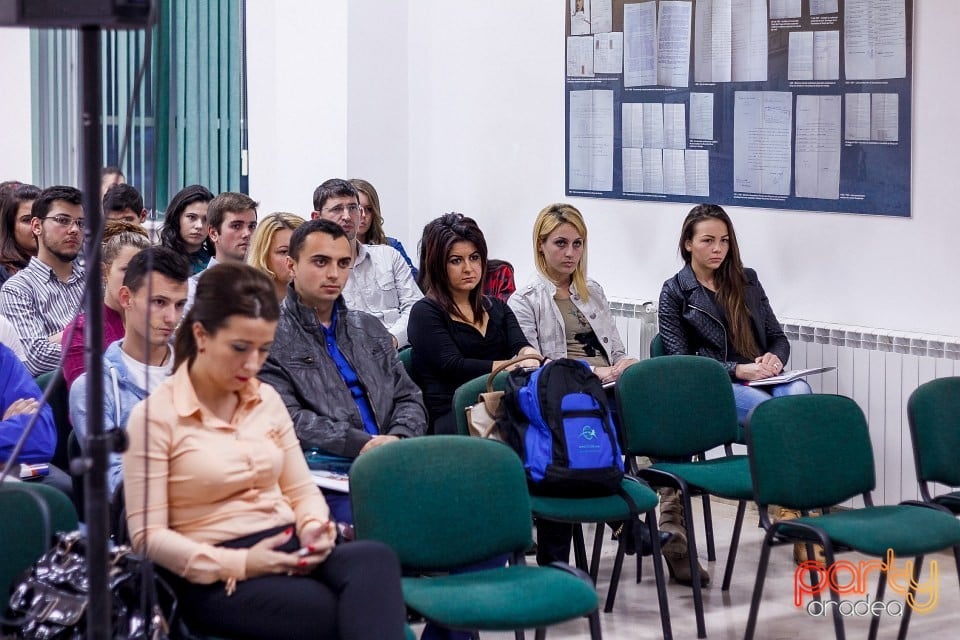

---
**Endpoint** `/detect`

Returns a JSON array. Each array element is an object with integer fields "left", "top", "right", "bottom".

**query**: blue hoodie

[
  {"left": 0, "top": 343, "right": 56, "bottom": 464},
  {"left": 69, "top": 340, "right": 153, "bottom": 495}
]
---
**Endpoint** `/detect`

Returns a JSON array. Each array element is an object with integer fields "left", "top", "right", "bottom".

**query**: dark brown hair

[
  {"left": 173, "top": 263, "right": 280, "bottom": 369},
  {"left": 679, "top": 204, "right": 759, "bottom": 360},
  {"left": 419, "top": 213, "right": 487, "bottom": 324},
  {"left": 0, "top": 183, "right": 40, "bottom": 273}
]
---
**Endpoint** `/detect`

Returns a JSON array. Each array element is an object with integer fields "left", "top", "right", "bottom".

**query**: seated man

[
  {"left": 69, "top": 247, "right": 190, "bottom": 495},
  {"left": 0, "top": 342, "right": 71, "bottom": 495},
  {"left": 259, "top": 219, "right": 427, "bottom": 523},
  {"left": 102, "top": 183, "right": 147, "bottom": 225},
  {"left": 0, "top": 185, "right": 85, "bottom": 376},
  {"left": 312, "top": 179, "right": 422, "bottom": 348}
]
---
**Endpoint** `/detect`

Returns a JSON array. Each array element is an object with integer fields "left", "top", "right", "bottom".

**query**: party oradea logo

[{"left": 794, "top": 549, "right": 938, "bottom": 617}]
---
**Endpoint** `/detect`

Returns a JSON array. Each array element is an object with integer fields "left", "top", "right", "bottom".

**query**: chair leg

[
  {"left": 587, "top": 610, "right": 603, "bottom": 640},
  {"left": 604, "top": 526, "right": 628, "bottom": 613},
  {"left": 868, "top": 563, "right": 889, "bottom": 640},
  {"left": 680, "top": 491, "right": 707, "bottom": 638},
  {"left": 895, "top": 555, "right": 925, "bottom": 640},
  {"left": 646, "top": 509, "right": 673, "bottom": 640},
  {"left": 743, "top": 529, "right": 776, "bottom": 640},
  {"left": 721, "top": 500, "right": 747, "bottom": 591},
  {"left": 822, "top": 546, "right": 846, "bottom": 640},
  {"left": 701, "top": 492, "right": 716, "bottom": 562},
  {"left": 573, "top": 524, "right": 589, "bottom": 573},
  {"left": 534, "top": 629, "right": 545, "bottom": 640},
  {"left": 590, "top": 522, "right": 605, "bottom": 581},
  {"left": 516, "top": 631, "right": 526, "bottom": 640}
]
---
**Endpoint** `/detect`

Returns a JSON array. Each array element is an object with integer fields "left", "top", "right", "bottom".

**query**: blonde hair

[
  {"left": 532, "top": 203, "right": 590, "bottom": 301},
  {"left": 247, "top": 212, "right": 304, "bottom": 281}
]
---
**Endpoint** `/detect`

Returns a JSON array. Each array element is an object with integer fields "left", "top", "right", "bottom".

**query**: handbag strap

[{"left": 485, "top": 353, "right": 546, "bottom": 392}]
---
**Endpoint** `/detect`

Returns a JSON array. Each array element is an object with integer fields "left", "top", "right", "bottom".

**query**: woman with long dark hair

[
  {"left": 658, "top": 203, "right": 812, "bottom": 578},
  {"left": 0, "top": 183, "right": 40, "bottom": 284},
  {"left": 159, "top": 185, "right": 214, "bottom": 274},
  {"left": 408, "top": 213, "right": 540, "bottom": 434},
  {"left": 123, "top": 263, "right": 406, "bottom": 640}
]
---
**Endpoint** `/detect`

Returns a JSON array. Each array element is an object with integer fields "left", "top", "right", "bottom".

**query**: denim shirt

[{"left": 508, "top": 273, "right": 627, "bottom": 364}]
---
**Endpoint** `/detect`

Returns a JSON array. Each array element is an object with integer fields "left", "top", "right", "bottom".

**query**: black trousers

[{"left": 166, "top": 525, "right": 407, "bottom": 640}]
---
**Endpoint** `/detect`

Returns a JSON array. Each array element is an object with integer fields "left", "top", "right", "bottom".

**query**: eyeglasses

[
  {"left": 44, "top": 215, "right": 85, "bottom": 230},
  {"left": 322, "top": 204, "right": 361, "bottom": 216}
]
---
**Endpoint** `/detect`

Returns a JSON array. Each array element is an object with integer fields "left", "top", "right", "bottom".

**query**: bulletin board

[{"left": 564, "top": 0, "right": 913, "bottom": 216}]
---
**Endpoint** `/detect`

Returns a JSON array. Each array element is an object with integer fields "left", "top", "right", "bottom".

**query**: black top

[{"left": 409, "top": 295, "right": 530, "bottom": 433}]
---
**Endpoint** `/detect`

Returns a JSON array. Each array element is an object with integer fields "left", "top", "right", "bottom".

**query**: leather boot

[
  {"left": 773, "top": 506, "right": 825, "bottom": 565},
  {"left": 658, "top": 488, "right": 710, "bottom": 586}
]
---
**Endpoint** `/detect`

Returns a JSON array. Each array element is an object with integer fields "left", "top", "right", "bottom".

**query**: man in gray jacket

[{"left": 259, "top": 219, "right": 427, "bottom": 523}]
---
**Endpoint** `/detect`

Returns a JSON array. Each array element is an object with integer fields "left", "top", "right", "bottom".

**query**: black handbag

[{"left": 4, "top": 531, "right": 171, "bottom": 640}]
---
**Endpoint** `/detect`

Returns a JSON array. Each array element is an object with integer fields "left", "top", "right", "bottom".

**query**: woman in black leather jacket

[
  {"left": 657, "top": 204, "right": 814, "bottom": 578},
  {"left": 659, "top": 204, "right": 811, "bottom": 422}
]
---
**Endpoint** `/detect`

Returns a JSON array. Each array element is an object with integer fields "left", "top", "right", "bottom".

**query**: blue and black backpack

[{"left": 498, "top": 358, "right": 624, "bottom": 497}]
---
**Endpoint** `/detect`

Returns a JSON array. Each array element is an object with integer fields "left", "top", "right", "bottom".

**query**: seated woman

[
  {"left": 658, "top": 203, "right": 812, "bottom": 578},
  {"left": 159, "top": 184, "right": 214, "bottom": 275},
  {"left": 0, "top": 183, "right": 40, "bottom": 286},
  {"left": 350, "top": 178, "right": 418, "bottom": 279},
  {"left": 408, "top": 213, "right": 540, "bottom": 434},
  {"left": 62, "top": 222, "right": 150, "bottom": 388},
  {"left": 123, "top": 263, "right": 406, "bottom": 640},
  {"left": 247, "top": 211, "right": 304, "bottom": 302},
  {"left": 509, "top": 203, "right": 637, "bottom": 383},
  {"left": 507, "top": 203, "right": 639, "bottom": 566}
]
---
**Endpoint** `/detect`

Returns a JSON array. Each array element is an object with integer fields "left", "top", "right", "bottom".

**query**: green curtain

[{"left": 30, "top": 0, "right": 245, "bottom": 212}]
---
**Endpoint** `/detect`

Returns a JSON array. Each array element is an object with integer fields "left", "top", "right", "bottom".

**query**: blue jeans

[{"left": 732, "top": 379, "right": 812, "bottom": 426}]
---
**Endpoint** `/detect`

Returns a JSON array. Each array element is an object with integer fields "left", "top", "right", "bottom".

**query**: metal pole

[{"left": 79, "top": 24, "right": 111, "bottom": 640}]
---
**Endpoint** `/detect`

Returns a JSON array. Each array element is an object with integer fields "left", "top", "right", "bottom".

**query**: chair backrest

[
  {"left": 0, "top": 483, "right": 79, "bottom": 593},
  {"left": 350, "top": 436, "right": 533, "bottom": 571},
  {"left": 649, "top": 333, "right": 665, "bottom": 358},
  {"left": 452, "top": 371, "right": 510, "bottom": 436},
  {"left": 747, "top": 394, "right": 875, "bottom": 510},
  {"left": 34, "top": 371, "right": 72, "bottom": 471},
  {"left": 908, "top": 377, "right": 960, "bottom": 487},
  {"left": 398, "top": 347, "right": 414, "bottom": 380},
  {"left": 616, "top": 355, "right": 739, "bottom": 457}
]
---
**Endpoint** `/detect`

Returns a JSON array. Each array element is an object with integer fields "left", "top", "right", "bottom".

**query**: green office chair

[
  {"left": 398, "top": 347, "right": 415, "bottom": 381},
  {"left": 451, "top": 371, "right": 673, "bottom": 632},
  {"left": 350, "top": 436, "right": 603, "bottom": 639},
  {"left": 34, "top": 371, "right": 72, "bottom": 471},
  {"left": 649, "top": 333, "right": 665, "bottom": 358},
  {"left": 0, "top": 482, "right": 79, "bottom": 594},
  {"left": 907, "top": 377, "right": 960, "bottom": 513},
  {"left": 744, "top": 393, "right": 960, "bottom": 640},
  {"left": 616, "top": 355, "right": 753, "bottom": 639}
]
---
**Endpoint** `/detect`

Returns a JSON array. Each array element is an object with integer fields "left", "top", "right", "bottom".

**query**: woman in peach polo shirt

[{"left": 123, "top": 263, "right": 406, "bottom": 640}]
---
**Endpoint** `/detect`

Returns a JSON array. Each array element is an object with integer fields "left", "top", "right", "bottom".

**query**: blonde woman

[
  {"left": 508, "top": 203, "right": 636, "bottom": 384},
  {"left": 248, "top": 212, "right": 304, "bottom": 302}
]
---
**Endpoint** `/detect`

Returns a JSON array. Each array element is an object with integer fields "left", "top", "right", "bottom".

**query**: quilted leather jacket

[{"left": 658, "top": 264, "right": 790, "bottom": 379}]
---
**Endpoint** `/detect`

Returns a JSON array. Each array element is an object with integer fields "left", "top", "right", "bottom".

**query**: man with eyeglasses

[
  {"left": 0, "top": 185, "right": 86, "bottom": 376},
  {"left": 311, "top": 179, "right": 422, "bottom": 349}
]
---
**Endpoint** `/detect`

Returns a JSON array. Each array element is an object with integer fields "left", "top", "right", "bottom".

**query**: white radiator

[{"left": 609, "top": 299, "right": 960, "bottom": 507}]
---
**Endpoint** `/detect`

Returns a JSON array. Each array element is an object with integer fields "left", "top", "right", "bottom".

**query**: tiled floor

[{"left": 416, "top": 499, "right": 960, "bottom": 639}]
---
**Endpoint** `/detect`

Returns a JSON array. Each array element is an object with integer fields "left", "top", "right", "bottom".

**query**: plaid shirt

[{"left": 484, "top": 261, "right": 516, "bottom": 302}]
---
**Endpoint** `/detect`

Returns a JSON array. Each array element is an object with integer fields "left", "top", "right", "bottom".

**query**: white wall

[
  {"left": 0, "top": 28, "right": 34, "bottom": 182},
  {"left": 250, "top": 0, "right": 960, "bottom": 336},
  {"left": 245, "top": 0, "right": 350, "bottom": 216}
]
